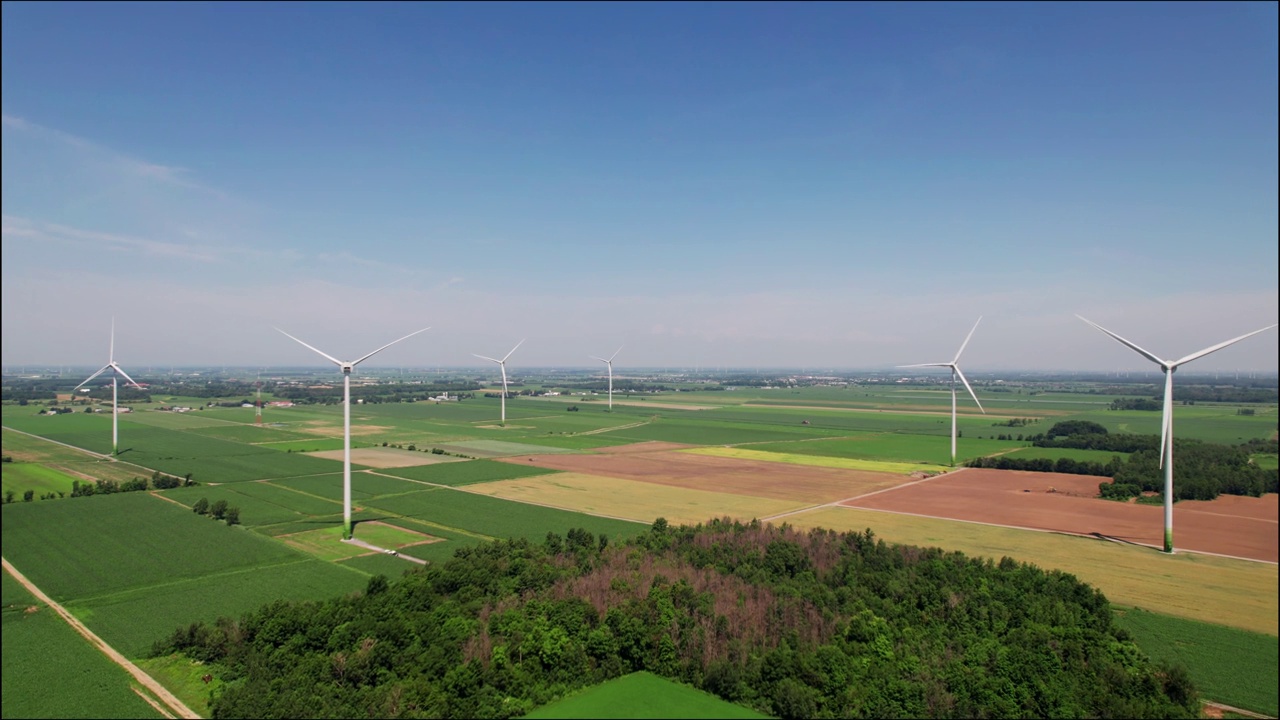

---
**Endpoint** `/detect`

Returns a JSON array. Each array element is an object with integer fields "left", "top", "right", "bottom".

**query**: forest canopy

[{"left": 153, "top": 519, "right": 1198, "bottom": 719}]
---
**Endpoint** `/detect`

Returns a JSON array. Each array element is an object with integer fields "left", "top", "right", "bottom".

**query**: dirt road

[{"left": 2, "top": 557, "right": 201, "bottom": 719}]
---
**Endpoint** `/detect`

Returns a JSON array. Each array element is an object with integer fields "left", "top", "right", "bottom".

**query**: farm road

[{"left": 2, "top": 557, "right": 201, "bottom": 719}]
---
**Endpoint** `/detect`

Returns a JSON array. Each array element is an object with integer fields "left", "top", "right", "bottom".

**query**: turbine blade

[
  {"left": 1159, "top": 370, "right": 1174, "bottom": 469},
  {"left": 502, "top": 338, "right": 526, "bottom": 363},
  {"left": 351, "top": 327, "right": 431, "bottom": 367},
  {"left": 898, "top": 363, "right": 950, "bottom": 368},
  {"left": 952, "top": 316, "right": 982, "bottom": 363},
  {"left": 954, "top": 365, "right": 985, "bottom": 414},
  {"left": 473, "top": 354, "right": 501, "bottom": 364},
  {"left": 74, "top": 365, "right": 113, "bottom": 390},
  {"left": 1076, "top": 315, "right": 1167, "bottom": 367},
  {"left": 609, "top": 346, "right": 623, "bottom": 362},
  {"left": 112, "top": 363, "right": 143, "bottom": 389},
  {"left": 275, "top": 328, "right": 343, "bottom": 366},
  {"left": 109, "top": 317, "right": 116, "bottom": 363},
  {"left": 589, "top": 356, "right": 608, "bottom": 363},
  {"left": 1171, "top": 324, "right": 1278, "bottom": 367}
]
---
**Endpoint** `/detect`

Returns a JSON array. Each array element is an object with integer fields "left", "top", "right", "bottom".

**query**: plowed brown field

[{"left": 841, "top": 468, "right": 1278, "bottom": 562}]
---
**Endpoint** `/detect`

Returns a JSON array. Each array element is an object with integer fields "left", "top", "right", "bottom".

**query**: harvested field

[
  {"left": 785, "top": 505, "right": 1278, "bottom": 635},
  {"left": 841, "top": 468, "right": 1278, "bottom": 563},
  {"left": 305, "top": 447, "right": 463, "bottom": 469},
  {"left": 462, "top": 473, "right": 802, "bottom": 526},
  {"left": 496, "top": 450, "right": 908, "bottom": 504}
]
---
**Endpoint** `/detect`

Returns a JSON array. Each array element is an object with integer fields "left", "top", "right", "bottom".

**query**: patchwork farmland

[{"left": 2, "top": 379, "right": 1276, "bottom": 716}]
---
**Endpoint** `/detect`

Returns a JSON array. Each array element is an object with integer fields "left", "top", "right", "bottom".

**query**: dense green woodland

[
  {"left": 153, "top": 519, "right": 1197, "bottom": 719},
  {"left": 967, "top": 422, "right": 1278, "bottom": 500}
]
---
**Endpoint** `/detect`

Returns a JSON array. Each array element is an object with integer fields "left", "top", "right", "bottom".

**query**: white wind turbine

[
  {"left": 1076, "top": 315, "right": 1277, "bottom": 554},
  {"left": 276, "top": 326, "right": 430, "bottom": 539},
  {"left": 901, "top": 317, "right": 986, "bottom": 466},
  {"left": 74, "top": 319, "right": 142, "bottom": 456},
  {"left": 474, "top": 339, "right": 524, "bottom": 426},
  {"left": 590, "top": 347, "right": 623, "bottom": 411}
]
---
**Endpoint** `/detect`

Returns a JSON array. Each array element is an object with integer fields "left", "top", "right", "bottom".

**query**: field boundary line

[
  {"left": 2, "top": 425, "right": 114, "bottom": 460},
  {"left": 1203, "top": 700, "right": 1274, "bottom": 719},
  {"left": 578, "top": 420, "right": 651, "bottom": 436},
  {"left": 2, "top": 557, "right": 201, "bottom": 720},
  {"left": 132, "top": 685, "right": 176, "bottom": 719}
]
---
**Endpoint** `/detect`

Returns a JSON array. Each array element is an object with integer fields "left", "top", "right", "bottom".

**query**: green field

[
  {"left": 1, "top": 493, "right": 302, "bottom": 601},
  {"left": 1, "top": 461, "right": 81, "bottom": 499},
  {"left": 365, "top": 487, "right": 645, "bottom": 543},
  {"left": 71, "top": 559, "right": 368, "bottom": 657},
  {"left": 1115, "top": 607, "right": 1279, "bottom": 716},
  {"left": 524, "top": 671, "right": 769, "bottom": 719},
  {"left": 4, "top": 377, "right": 1276, "bottom": 718},
  {"left": 2, "top": 571, "right": 165, "bottom": 719}
]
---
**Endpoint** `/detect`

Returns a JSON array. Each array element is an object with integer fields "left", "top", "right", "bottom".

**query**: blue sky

[{"left": 3, "top": 2, "right": 1277, "bottom": 371}]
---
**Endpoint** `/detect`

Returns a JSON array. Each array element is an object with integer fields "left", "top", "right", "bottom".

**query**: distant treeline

[
  {"left": 151, "top": 518, "right": 1198, "bottom": 719},
  {"left": 273, "top": 382, "right": 481, "bottom": 404},
  {"left": 967, "top": 421, "right": 1278, "bottom": 501},
  {"left": 555, "top": 381, "right": 678, "bottom": 393}
]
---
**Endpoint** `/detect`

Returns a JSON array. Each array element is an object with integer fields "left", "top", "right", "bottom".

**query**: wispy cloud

[
  {"left": 0, "top": 214, "right": 303, "bottom": 265},
  {"left": 2, "top": 113, "right": 210, "bottom": 193}
]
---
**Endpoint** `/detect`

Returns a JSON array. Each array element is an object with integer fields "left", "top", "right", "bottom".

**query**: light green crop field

[
  {"left": 2, "top": 572, "right": 165, "bottom": 719},
  {"left": 1252, "top": 454, "right": 1278, "bottom": 470},
  {"left": 524, "top": 671, "right": 769, "bottom": 719},
  {"left": 1115, "top": 606, "right": 1278, "bottom": 716},
  {"left": 742, "top": 432, "right": 1025, "bottom": 466},
  {"left": 1, "top": 462, "right": 81, "bottom": 498},
  {"left": 1, "top": 428, "right": 167, "bottom": 489}
]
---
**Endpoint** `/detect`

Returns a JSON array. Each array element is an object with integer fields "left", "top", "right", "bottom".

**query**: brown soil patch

[
  {"left": 842, "top": 468, "right": 1278, "bottom": 562},
  {"left": 305, "top": 447, "right": 459, "bottom": 469},
  {"left": 496, "top": 450, "right": 908, "bottom": 505},
  {"left": 592, "top": 441, "right": 697, "bottom": 454}
]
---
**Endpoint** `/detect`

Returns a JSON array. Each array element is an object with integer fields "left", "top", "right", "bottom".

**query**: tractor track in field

[{"left": 2, "top": 557, "right": 201, "bottom": 719}]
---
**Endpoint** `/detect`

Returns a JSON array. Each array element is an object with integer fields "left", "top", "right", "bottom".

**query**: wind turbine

[
  {"left": 74, "top": 318, "right": 142, "bottom": 456},
  {"left": 900, "top": 317, "right": 986, "bottom": 466},
  {"left": 276, "top": 326, "right": 429, "bottom": 539},
  {"left": 474, "top": 339, "right": 524, "bottom": 426},
  {"left": 590, "top": 347, "right": 623, "bottom": 411},
  {"left": 1076, "top": 315, "right": 1276, "bottom": 553}
]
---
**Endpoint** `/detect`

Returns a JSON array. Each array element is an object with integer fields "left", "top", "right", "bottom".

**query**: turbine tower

[
  {"left": 1076, "top": 315, "right": 1276, "bottom": 553},
  {"left": 74, "top": 318, "right": 142, "bottom": 456},
  {"left": 590, "top": 347, "right": 623, "bottom": 411},
  {"left": 277, "top": 326, "right": 429, "bottom": 539},
  {"left": 900, "top": 317, "right": 986, "bottom": 466},
  {"left": 474, "top": 339, "right": 524, "bottom": 426},
  {"left": 255, "top": 371, "right": 263, "bottom": 425}
]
